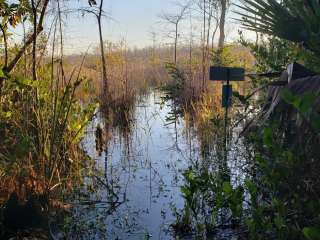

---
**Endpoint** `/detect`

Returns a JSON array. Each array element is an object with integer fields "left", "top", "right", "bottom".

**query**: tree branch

[
  {"left": 0, "top": 24, "right": 8, "bottom": 68},
  {"left": 3, "top": 0, "right": 50, "bottom": 74}
]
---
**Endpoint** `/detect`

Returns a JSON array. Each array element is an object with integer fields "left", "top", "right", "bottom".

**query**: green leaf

[
  {"left": 299, "top": 93, "right": 317, "bottom": 113},
  {"left": 236, "top": 0, "right": 319, "bottom": 54},
  {"left": 184, "top": 169, "right": 195, "bottom": 182},
  {"left": 263, "top": 127, "right": 273, "bottom": 147},
  {"left": 281, "top": 89, "right": 296, "bottom": 104},
  {"left": 310, "top": 112, "right": 320, "bottom": 131},
  {"left": 245, "top": 180, "right": 257, "bottom": 196},
  {"left": 282, "top": 90, "right": 320, "bottom": 132},
  {"left": 180, "top": 186, "right": 191, "bottom": 198},
  {"left": 303, "top": 227, "right": 320, "bottom": 240},
  {"left": 5, "top": 111, "right": 12, "bottom": 118},
  {"left": 274, "top": 215, "right": 285, "bottom": 229},
  {"left": 233, "top": 91, "right": 247, "bottom": 104},
  {"left": 222, "top": 181, "right": 232, "bottom": 195},
  {"left": 0, "top": 68, "right": 5, "bottom": 78}
]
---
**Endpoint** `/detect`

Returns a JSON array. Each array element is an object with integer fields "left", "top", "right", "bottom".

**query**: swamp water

[{"left": 75, "top": 91, "right": 247, "bottom": 239}]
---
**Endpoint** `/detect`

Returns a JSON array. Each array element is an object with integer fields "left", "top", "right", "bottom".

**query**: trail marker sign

[
  {"left": 209, "top": 66, "right": 245, "bottom": 108},
  {"left": 209, "top": 66, "right": 245, "bottom": 81},
  {"left": 222, "top": 85, "right": 232, "bottom": 108},
  {"left": 209, "top": 66, "right": 245, "bottom": 163}
]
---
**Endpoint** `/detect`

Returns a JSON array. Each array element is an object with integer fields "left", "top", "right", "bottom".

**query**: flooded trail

[{"left": 77, "top": 90, "right": 246, "bottom": 239}]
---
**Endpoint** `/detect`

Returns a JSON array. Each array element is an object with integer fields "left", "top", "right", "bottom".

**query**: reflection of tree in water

[
  {"left": 165, "top": 96, "right": 229, "bottom": 170},
  {"left": 76, "top": 91, "right": 249, "bottom": 239},
  {"left": 71, "top": 101, "right": 137, "bottom": 239},
  {"left": 101, "top": 96, "right": 137, "bottom": 199},
  {"left": 98, "top": 95, "right": 136, "bottom": 154}
]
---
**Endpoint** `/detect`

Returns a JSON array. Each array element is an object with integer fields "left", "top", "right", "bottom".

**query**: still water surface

[{"left": 78, "top": 91, "right": 246, "bottom": 239}]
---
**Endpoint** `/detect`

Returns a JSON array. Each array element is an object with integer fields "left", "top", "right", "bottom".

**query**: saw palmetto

[{"left": 235, "top": 0, "right": 320, "bottom": 54}]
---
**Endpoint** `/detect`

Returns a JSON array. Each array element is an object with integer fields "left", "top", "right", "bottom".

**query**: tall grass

[{"left": 0, "top": 57, "right": 96, "bottom": 202}]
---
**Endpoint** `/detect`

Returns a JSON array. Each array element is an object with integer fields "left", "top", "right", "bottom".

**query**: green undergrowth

[{"left": 173, "top": 89, "right": 320, "bottom": 240}]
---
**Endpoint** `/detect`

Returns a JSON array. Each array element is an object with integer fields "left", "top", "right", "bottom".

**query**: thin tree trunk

[
  {"left": 1, "top": 0, "right": 49, "bottom": 96},
  {"left": 254, "top": 14, "right": 259, "bottom": 46},
  {"left": 97, "top": 0, "right": 108, "bottom": 99},
  {"left": 3, "top": 0, "right": 49, "bottom": 74},
  {"left": 23, "top": 20, "right": 27, "bottom": 77},
  {"left": 50, "top": 17, "right": 58, "bottom": 90},
  {"left": 0, "top": 24, "right": 8, "bottom": 68},
  {"left": 218, "top": 0, "right": 227, "bottom": 49},
  {"left": 57, "top": 0, "right": 66, "bottom": 84},
  {"left": 211, "top": 19, "right": 219, "bottom": 49},
  {"left": 98, "top": 19, "right": 108, "bottom": 96},
  {"left": 0, "top": 24, "right": 7, "bottom": 97},
  {"left": 125, "top": 47, "right": 128, "bottom": 97},
  {"left": 189, "top": 12, "right": 193, "bottom": 87},
  {"left": 202, "top": 0, "right": 206, "bottom": 91},
  {"left": 174, "top": 23, "right": 178, "bottom": 65},
  {"left": 31, "top": 0, "right": 37, "bottom": 81},
  {"left": 206, "top": 2, "right": 213, "bottom": 51}
]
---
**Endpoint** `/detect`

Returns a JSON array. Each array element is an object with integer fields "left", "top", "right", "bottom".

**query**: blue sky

[
  {"left": 56, "top": 0, "right": 245, "bottom": 54},
  {"left": 62, "top": 0, "right": 180, "bottom": 53},
  {"left": 8, "top": 0, "right": 250, "bottom": 54}
]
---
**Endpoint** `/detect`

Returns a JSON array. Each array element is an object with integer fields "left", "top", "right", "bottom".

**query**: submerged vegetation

[{"left": 0, "top": 0, "right": 320, "bottom": 239}]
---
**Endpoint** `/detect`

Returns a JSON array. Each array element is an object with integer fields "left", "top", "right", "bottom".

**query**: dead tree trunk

[
  {"left": 0, "top": 24, "right": 8, "bottom": 68},
  {"left": 202, "top": 0, "right": 206, "bottom": 91},
  {"left": 97, "top": 0, "right": 108, "bottom": 99},
  {"left": 211, "top": 18, "right": 219, "bottom": 49},
  {"left": 31, "top": 0, "right": 37, "bottom": 81},
  {"left": 174, "top": 23, "right": 178, "bottom": 65},
  {"left": 159, "top": 2, "right": 189, "bottom": 65},
  {"left": 218, "top": 0, "right": 227, "bottom": 49}
]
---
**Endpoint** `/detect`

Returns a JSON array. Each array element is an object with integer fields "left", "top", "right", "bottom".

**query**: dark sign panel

[
  {"left": 222, "top": 84, "right": 232, "bottom": 108},
  {"left": 210, "top": 66, "right": 245, "bottom": 81}
]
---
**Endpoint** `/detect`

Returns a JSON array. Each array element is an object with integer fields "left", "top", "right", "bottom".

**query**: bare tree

[
  {"left": 218, "top": 0, "right": 227, "bottom": 49},
  {"left": 196, "top": 0, "right": 220, "bottom": 89},
  {"left": 195, "top": 0, "right": 220, "bottom": 49},
  {"left": 202, "top": 0, "right": 207, "bottom": 90},
  {"left": 56, "top": 0, "right": 66, "bottom": 84},
  {"left": 149, "top": 30, "right": 158, "bottom": 74},
  {"left": 211, "top": 14, "right": 219, "bottom": 49},
  {"left": 98, "top": 0, "right": 108, "bottom": 98},
  {"left": 0, "top": 24, "right": 8, "bottom": 69},
  {"left": 159, "top": 1, "right": 190, "bottom": 64},
  {"left": 188, "top": 11, "right": 194, "bottom": 81},
  {"left": 31, "top": 0, "right": 38, "bottom": 80},
  {"left": 82, "top": 0, "right": 109, "bottom": 99}
]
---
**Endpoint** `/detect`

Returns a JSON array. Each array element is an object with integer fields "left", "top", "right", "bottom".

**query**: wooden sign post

[
  {"left": 209, "top": 66, "right": 245, "bottom": 169},
  {"left": 209, "top": 66, "right": 245, "bottom": 108}
]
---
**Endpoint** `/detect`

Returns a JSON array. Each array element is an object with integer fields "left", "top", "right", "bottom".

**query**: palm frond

[{"left": 235, "top": 0, "right": 320, "bottom": 54}]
